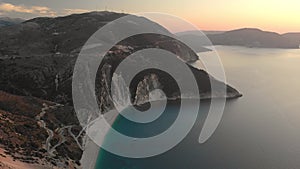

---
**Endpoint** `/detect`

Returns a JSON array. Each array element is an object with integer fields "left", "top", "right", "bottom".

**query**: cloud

[
  {"left": 0, "top": 2, "right": 93, "bottom": 18},
  {"left": 0, "top": 2, "right": 56, "bottom": 16},
  {"left": 63, "top": 8, "right": 91, "bottom": 15}
]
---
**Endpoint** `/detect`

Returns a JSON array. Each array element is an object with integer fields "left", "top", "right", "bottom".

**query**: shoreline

[
  {"left": 80, "top": 108, "right": 120, "bottom": 169},
  {"left": 88, "top": 93, "right": 242, "bottom": 168}
]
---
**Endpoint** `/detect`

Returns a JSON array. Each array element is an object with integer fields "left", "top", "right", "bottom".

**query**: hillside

[{"left": 0, "top": 91, "right": 83, "bottom": 168}]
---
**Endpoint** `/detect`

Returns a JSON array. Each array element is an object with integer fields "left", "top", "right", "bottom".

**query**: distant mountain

[
  {"left": 208, "top": 28, "right": 300, "bottom": 48},
  {"left": 0, "top": 17, "right": 24, "bottom": 27},
  {"left": 177, "top": 28, "right": 300, "bottom": 49},
  {"left": 282, "top": 32, "right": 300, "bottom": 48},
  {"left": 203, "top": 30, "right": 225, "bottom": 35}
]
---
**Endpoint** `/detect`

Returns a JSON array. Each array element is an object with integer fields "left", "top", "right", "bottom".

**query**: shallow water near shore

[{"left": 95, "top": 46, "right": 300, "bottom": 169}]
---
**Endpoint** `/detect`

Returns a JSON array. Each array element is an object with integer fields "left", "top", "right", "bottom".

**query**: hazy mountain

[
  {"left": 177, "top": 28, "right": 300, "bottom": 49},
  {"left": 282, "top": 32, "right": 300, "bottom": 48},
  {"left": 0, "top": 17, "right": 24, "bottom": 27},
  {"left": 203, "top": 30, "right": 225, "bottom": 35},
  {"left": 208, "top": 28, "right": 300, "bottom": 48}
]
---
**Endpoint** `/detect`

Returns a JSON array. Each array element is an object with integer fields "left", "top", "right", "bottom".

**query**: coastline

[
  {"left": 89, "top": 92, "right": 242, "bottom": 169},
  {"left": 80, "top": 108, "right": 120, "bottom": 169},
  {"left": 0, "top": 91, "right": 242, "bottom": 169}
]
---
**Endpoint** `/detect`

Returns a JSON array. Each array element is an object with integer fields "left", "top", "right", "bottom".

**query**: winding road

[{"left": 35, "top": 103, "right": 75, "bottom": 156}]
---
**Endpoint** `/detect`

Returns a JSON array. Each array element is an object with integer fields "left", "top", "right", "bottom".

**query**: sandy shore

[{"left": 80, "top": 109, "right": 120, "bottom": 169}]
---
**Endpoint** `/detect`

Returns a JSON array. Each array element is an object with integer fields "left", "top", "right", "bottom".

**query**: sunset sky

[{"left": 0, "top": 0, "right": 299, "bottom": 33}]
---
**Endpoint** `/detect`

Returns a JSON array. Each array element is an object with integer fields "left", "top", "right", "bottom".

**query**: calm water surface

[{"left": 95, "top": 46, "right": 300, "bottom": 169}]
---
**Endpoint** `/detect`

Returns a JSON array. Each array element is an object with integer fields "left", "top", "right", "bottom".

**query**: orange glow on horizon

[
  {"left": 0, "top": 0, "right": 299, "bottom": 33},
  {"left": 140, "top": 0, "right": 300, "bottom": 33}
]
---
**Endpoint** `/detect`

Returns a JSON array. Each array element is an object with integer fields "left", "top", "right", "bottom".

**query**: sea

[{"left": 95, "top": 46, "right": 300, "bottom": 169}]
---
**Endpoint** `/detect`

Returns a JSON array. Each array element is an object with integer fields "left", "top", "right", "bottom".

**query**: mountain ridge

[{"left": 176, "top": 28, "right": 300, "bottom": 49}]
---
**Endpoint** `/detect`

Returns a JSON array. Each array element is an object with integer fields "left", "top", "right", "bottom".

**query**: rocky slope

[{"left": 0, "top": 91, "right": 83, "bottom": 168}]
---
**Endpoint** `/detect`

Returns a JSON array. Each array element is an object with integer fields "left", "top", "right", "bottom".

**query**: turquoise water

[
  {"left": 95, "top": 46, "right": 300, "bottom": 169},
  {"left": 95, "top": 100, "right": 211, "bottom": 169}
]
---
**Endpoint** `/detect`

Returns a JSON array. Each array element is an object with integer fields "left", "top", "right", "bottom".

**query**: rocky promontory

[{"left": 0, "top": 11, "right": 241, "bottom": 168}]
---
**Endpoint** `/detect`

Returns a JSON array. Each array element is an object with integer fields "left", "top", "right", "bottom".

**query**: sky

[{"left": 0, "top": 0, "right": 299, "bottom": 33}]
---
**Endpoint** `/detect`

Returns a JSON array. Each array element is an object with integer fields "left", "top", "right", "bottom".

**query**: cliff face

[{"left": 134, "top": 74, "right": 163, "bottom": 105}]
